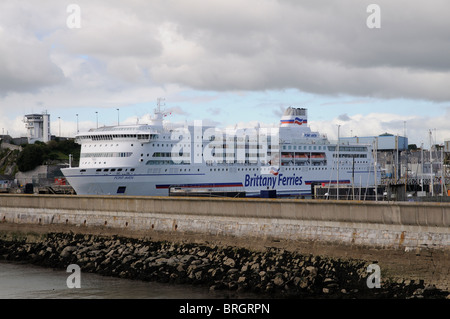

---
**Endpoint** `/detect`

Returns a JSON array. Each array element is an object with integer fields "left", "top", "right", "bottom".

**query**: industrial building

[
  {"left": 340, "top": 133, "right": 408, "bottom": 179},
  {"left": 340, "top": 133, "right": 408, "bottom": 151}
]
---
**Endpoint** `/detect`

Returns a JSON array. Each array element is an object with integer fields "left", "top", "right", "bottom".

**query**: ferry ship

[{"left": 61, "top": 104, "right": 381, "bottom": 197}]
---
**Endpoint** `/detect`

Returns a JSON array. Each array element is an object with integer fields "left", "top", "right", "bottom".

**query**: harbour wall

[{"left": 0, "top": 194, "right": 449, "bottom": 251}]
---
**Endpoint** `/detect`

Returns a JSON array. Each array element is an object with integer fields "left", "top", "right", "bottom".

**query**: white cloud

[
  {"left": 309, "top": 111, "right": 450, "bottom": 147},
  {"left": 0, "top": 28, "right": 64, "bottom": 95}
]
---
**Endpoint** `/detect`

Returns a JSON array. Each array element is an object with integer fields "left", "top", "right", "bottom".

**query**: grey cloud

[
  {"left": 0, "top": 36, "right": 65, "bottom": 95},
  {"left": 2, "top": 0, "right": 450, "bottom": 103},
  {"left": 146, "top": 0, "right": 450, "bottom": 101},
  {"left": 338, "top": 113, "right": 351, "bottom": 122}
]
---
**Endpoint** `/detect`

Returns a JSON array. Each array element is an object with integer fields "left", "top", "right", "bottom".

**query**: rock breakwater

[{"left": 0, "top": 232, "right": 448, "bottom": 299}]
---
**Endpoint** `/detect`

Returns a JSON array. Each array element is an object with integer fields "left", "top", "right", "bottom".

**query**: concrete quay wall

[{"left": 0, "top": 194, "right": 449, "bottom": 250}]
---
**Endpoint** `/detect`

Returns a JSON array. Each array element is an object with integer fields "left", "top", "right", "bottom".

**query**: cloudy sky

[{"left": 1, "top": 0, "right": 449, "bottom": 147}]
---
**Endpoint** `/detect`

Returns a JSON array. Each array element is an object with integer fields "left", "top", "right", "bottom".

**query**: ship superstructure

[{"left": 61, "top": 105, "right": 380, "bottom": 197}]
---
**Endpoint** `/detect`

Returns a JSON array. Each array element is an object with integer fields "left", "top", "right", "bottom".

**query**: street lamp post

[{"left": 337, "top": 124, "right": 340, "bottom": 200}]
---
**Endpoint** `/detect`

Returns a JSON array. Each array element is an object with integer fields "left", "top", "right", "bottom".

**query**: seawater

[{"left": 0, "top": 261, "right": 257, "bottom": 299}]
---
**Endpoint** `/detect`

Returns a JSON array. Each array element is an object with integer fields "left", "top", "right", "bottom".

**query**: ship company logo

[
  {"left": 280, "top": 117, "right": 307, "bottom": 125},
  {"left": 269, "top": 166, "right": 280, "bottom": 176},
  {"left": 294, "top": 117, "right": 307, "bottom": 125},
  {"left": 245, "top": 173, "right": 303, "bottom": 188}
]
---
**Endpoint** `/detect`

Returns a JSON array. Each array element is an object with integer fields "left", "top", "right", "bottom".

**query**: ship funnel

[{"left": 280, "top": 107, "right": 307, "bottom": 127}]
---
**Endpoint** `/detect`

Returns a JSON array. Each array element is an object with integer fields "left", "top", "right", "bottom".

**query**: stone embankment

[{"left": 0, "top": 232, "right": 448, "bottom": 299}]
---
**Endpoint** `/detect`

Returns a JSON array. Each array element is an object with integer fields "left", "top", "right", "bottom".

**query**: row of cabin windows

[
  {"left": 152, "top": 152, "right": 191, "bottom": 157},
  {"left": 97, "top": 168, "right": 135, "bottom": 172},
  {"left": 283, "top": 145, "right": 326, "bottom": 151},
  {"left": 80, "top": 152, "right": 133, "bottom": 158},
  {"left": 333, "top": 154, "right": 367, "bottom": 158},
  {"left": 81, "top": 165, "right": 368, "bottom": 174},
  {"left": 79, "top": 168, "right": 135, "bottom": 173},
  {"left": 78, "top": 134, "right": 151, "bottom": 141},
  {"left": 282, "top": 145, "right": 368, "bottom": 152},
  {"left": 328, "top": 146, "right": 368, "bottom": 152},
  {"left": 149, "top": 143, "right": 273, "bottom": 149},
  {"left": 86, "top": 144, "right": 135, "bottom": 147}
]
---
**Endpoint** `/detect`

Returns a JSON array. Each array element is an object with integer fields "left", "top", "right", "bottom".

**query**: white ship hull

[{"left": 61, "top": 163, "right": 378, "bottom": 197}]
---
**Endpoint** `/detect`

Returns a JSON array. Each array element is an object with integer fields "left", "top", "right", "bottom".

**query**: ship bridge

[{"left": 75, "top": 124, "right": 160, "bottom": 144}]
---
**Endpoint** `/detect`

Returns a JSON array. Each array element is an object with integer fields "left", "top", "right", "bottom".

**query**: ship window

[
  {"left": 103, "top": 169, "right": 109, "bottom": 172},
  {"left": 80, "top": 169, "right": 86, "bottom": 172},
  {"left": 130, "top": 168, "right": 135, "bottom": 172},
  {"left": 96, "top": 169, "right": 101, "bottom": 172},
  {"left": 117, "top": 186, "right": 126, "bottom": 194}
]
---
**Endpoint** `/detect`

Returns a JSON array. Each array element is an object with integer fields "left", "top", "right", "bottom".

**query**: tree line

[{"left": 16, "top": 139, "right": 80, "bottom": 172}]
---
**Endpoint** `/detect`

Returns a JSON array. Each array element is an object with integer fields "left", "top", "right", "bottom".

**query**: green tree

[
  {"left": 17, "top": 143, "right": 46, "bottom": 172},
  {"left": 16, "top": 139, "right": 80, "bottom": 172}
]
